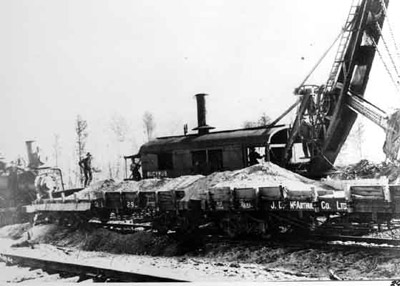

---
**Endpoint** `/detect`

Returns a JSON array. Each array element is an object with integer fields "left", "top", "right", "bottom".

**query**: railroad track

[
  {"left": 0, "top": 252, "right": 187, "bottom": 283},
  {"left": 311, "top": 235, "right": 400, "bottom": 250},
  {"left": 86, "top": 219, "right": 400, "bottom": 251},
  {"left": 88, "top": 220, "right": 151, "bottom": 233},
  {"left": 200, "top": 232, "right": 400, "bottom": 253}
]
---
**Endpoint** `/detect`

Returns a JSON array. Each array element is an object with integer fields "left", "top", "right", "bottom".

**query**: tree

[
  {"left": 108, "top": 114, "right": 130, "bottom": 179},
  {"left": 336, "top": 119, "right": 365, "bottom": 165},
  {"left": 257, "top": 112, "right": 271, "bottom": 126},
  {"left": 52, "top": 133, "right": 61, "bottom": 167},
  {"left": 350, "top": 120, "right": 365, "bottom": 159},
  {"left": 110, "top": 114, "right": 129, "bottom": 143},
  {"left": 75, "top": 115, "right": 88, "bottom": 185},
  {"left": 243, "top": 113, "right": 272, "bottom": 128},
  {"left": 143, "top": 111, "right": 156, "bottom": 141}
]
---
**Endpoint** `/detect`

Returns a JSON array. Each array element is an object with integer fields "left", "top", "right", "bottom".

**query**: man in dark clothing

[
  {"left": 130, "top": 158, "right": 142, "bottom": 181},
  {"left": 248, "top": 147, "right": 262, "bottom": 166},
  {"left": 299, "top": 120, "right": 313, "bottom": 158},
  {"left": 79, "top": 152, "right": 93, "bottom": 187},
  {"left": 0, "top": 160, "right": 5, "bottom": 174}
]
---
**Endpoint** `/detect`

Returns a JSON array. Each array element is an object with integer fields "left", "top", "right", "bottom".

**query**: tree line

[{"left": 48, "top": 111, "right": 157, "bottom": 188}]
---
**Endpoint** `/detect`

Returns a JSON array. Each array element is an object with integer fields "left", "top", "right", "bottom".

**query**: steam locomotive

[{"left": 0, "top": 141, "right": 79, "bottom": 227}]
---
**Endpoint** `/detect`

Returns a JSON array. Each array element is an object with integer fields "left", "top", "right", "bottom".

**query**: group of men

[{"left": 79, "top": 152, "right": 142, "bottom": 187}]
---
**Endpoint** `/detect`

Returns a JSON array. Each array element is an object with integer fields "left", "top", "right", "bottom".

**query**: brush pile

[{"left": 333, "top": 160, "right": 400, "bottom": 183}]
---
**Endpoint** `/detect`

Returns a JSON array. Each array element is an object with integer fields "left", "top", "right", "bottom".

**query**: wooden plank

[{"left": 23, "top": 202, "right": 92, "bottom": 213}]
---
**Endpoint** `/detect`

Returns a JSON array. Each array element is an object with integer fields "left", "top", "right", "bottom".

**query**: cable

[
  {"left": 372, "top": 38, "right": 400, "bottom": 95},
  {"left": 379, "top": 0, "right": 400, "bottom": 65},
  {"left": 296, "top": 29, "right": 343, "bottom": 90},
  {"left": 375, "top": 22, "right": 400, "bottom": 79}
]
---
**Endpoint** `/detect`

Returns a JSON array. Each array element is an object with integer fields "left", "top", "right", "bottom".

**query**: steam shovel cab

[
  {"left": 137, "top": 125, "right": 307, "bottom": 179},
  {"left": 131, "top": 93, "right": 309, "bottom": 179}
]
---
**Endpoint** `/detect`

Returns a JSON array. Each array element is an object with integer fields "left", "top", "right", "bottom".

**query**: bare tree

[
  {"left": 257, "top": 112, "right": 271, "bottom": 126},
  {"left": 243, "top": 121, "right": 257, "bottom": 128},
  {"left": 75, "top": 115, "right": 88, "bottom": 184},
  {"left": 336, "top": 119, "right": 365, "bottom": 165},
  {"left": 109, "top": 114, "right": 129, "bottom": 179},
  {"left": 52, "top": 133, "right": 61, "bottom": 167},
  {"left": 143, "top": 111, "right": 156, "bottom": 141},
  {"left": 350, "top": 120, "right": 365, "bottom": 159},
  {"left": 243, "top": 113, "right": 272, "bottom": 128},
  {"left": 110, "top": 114, "right": 129, "bottom": 143}
]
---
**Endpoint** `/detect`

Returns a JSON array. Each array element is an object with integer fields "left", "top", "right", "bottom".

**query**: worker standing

[
  {"left": 0, "top": 153, "right": 6, "bottom": 174},
  {"left": 248, "top": 147, "right": 262, "bottom": 166},
  {"left": 299, "top": 120, "right": 313, "bottom": 158},
  {"left": 129, "top": 158, "right": 142, "bottom": 181},
  {"left": 79, "top": 152, "right": 93, "bottom": 187}
]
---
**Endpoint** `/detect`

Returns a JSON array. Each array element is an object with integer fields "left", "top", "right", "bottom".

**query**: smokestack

[
  {"left": 192, "top": 93, "right": 215, "bottom": 135},
  {"left": 25, "top": 141, "right": 35, "bottom": 168}
]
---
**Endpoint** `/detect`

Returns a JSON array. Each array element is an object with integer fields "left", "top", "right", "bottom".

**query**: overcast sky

[{"left": 1, "top": 0, "right": 400, "bottom": 171}]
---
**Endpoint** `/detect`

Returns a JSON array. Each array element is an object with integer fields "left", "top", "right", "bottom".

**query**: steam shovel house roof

[{"left": 139, "top": 124, "right": 289, "bottom": 154}]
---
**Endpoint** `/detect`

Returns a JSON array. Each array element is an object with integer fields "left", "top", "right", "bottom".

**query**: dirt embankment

[
  {"left": 202, "top": 242, "right": 400, "bottom": 280},
  {"left": 2, "top": 223, "right": 400, "bottom": 281}
]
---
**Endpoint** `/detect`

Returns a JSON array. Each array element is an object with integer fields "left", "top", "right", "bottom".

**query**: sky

[{"left": 1, "top": 0, "right": 400, "bottom": 180}]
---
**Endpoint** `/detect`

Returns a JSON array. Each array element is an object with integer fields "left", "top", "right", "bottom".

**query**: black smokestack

[
  {"left": 196, "top": 94, "right": 207, "bottom": 127},
  {"left": 193, "top": 93, "right": 215, "bottom": 135},
  {"left": 25, "top": 141, "right": 35, "bottom": 168}
]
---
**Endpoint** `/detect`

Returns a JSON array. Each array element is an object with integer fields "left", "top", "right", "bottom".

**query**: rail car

[{"left": 23, "top": 173, "right": 400, "bottom": 238}]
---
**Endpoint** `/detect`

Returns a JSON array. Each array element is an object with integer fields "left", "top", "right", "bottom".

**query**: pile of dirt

[
  {"left": 111, "top": 175, "right": 203, "bottom": 193},
  {"left": 0, "top": 223, "right": 31, "bottom": 239},
  {"left": 67, "top": 179, "right": 118, "bottom": 200},
  {"left": 4, "top": 223, "right": 200, "bottom": 257},
  {"left": 65, "top": 176, "right": 204, "bottom": 202},
  {"left": 333, "top": 160, "right": 400, "bottom": 183},
  {"left": 67, "top": 162, "right": 337, "bottom": 202},
  {"left": 214, "top": 162, "right": 335, "bottom": 193},
  {"left": 180, "top": 171, "right": 235, "bottom": 201},
  {"left": 181, "top": 162, "right": 336, "bottom": 201}
]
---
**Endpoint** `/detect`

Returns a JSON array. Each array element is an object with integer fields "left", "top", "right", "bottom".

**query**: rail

[{"left": 0, "top": 252, "right": 187, "bottom": 283}]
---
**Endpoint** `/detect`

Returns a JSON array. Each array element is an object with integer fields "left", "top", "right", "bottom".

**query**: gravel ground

[
  {"left": 1, "top": 223, "right": 400, "bottom": 283},
  {"left": 0, "top": 237, "right": 312, "bottom": 282},
  {"left": 0, "top": 261, "right": 83, "bottom": 284}
]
